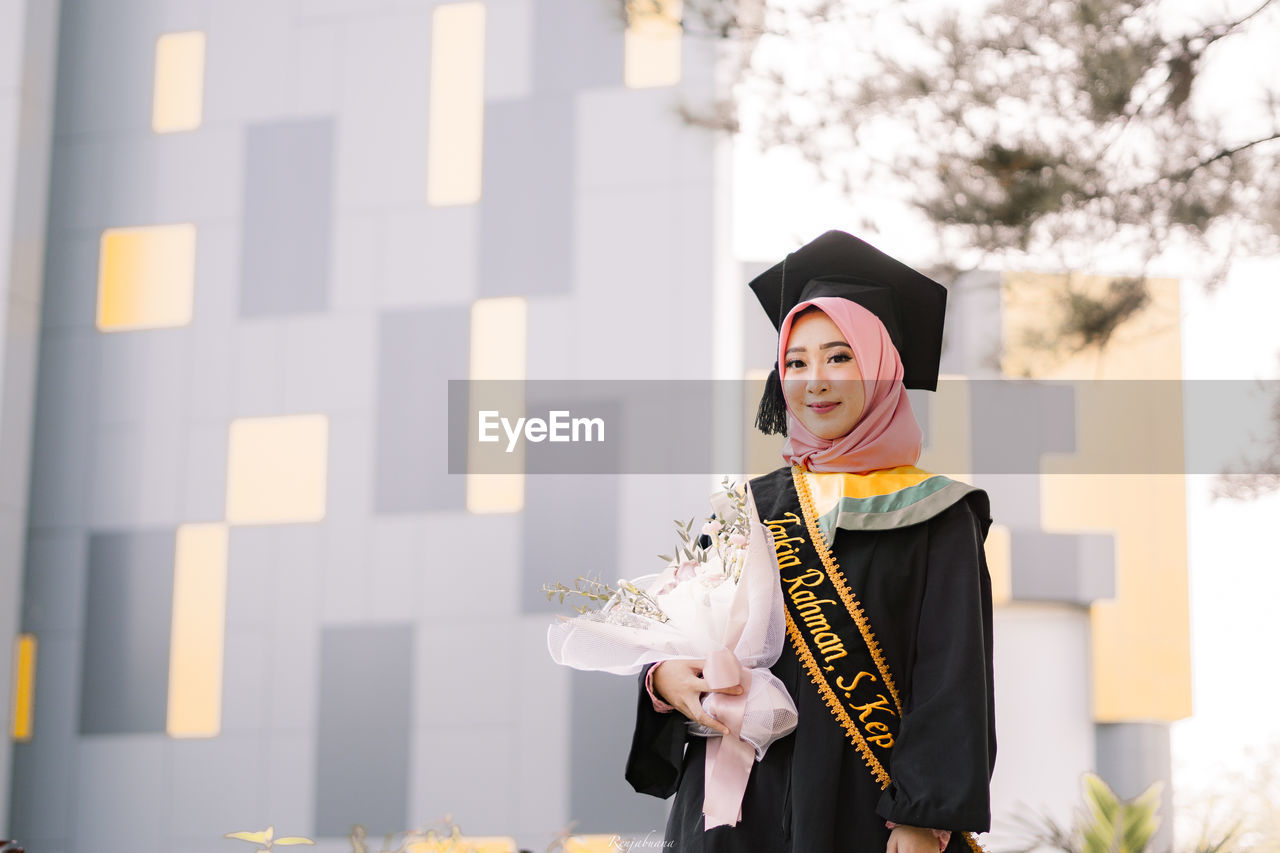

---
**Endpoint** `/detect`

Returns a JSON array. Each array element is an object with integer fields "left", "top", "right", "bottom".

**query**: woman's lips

[{"left": 808, "top": 402, "right": 839, "bottom": 413}]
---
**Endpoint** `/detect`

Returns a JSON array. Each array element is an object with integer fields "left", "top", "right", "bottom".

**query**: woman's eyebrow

[{"left": 785, "top": 340, "right": 850, "bottom": 354}]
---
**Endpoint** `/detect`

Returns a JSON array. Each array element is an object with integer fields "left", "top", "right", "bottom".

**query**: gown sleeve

[
  {"left": 875, "top": 495, "right": 997, "bottom": 832},
  {"left": 624, "top": 661, "right": 689, "bottom": 798}
]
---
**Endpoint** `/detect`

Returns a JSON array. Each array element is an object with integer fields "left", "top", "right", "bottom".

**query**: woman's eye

[
  {"left": 829, "top": 352, "right": 852, "bottom": 363},
  {"left": 785, "top": 359, "right": 805, "bottom": 370}
]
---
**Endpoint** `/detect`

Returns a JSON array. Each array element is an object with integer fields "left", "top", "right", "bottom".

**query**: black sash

[{"left": 750, "top": 466, "right": 986, "bottom": 853}]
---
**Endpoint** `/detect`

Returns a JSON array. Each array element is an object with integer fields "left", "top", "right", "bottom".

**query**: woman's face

[{"left": 782, "top": 308, "right": 866, "bottom": 440}]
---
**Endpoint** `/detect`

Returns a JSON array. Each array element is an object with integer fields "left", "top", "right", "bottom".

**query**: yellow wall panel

[
  {"left": 10, "top": 634, "right": 36, "bottom": 741},
  {"left": 167, "top": 523, "right": 228, "bottom": 738},
  {"left": 97, "top": 224, "right": 197, "bottom": 331},
  {"left": 624, "top": 0, "right": 682, "bottom": 88},
  {"left": 152, "top": 31, "right": 206, "bottom": 133},
  {"left": 226, "top": 414, "right": 329, "bottom": 524},
  {"left": 427, "top": 2, "right": 486, "bottom": 206},
  {"left": 1041, "top": 474, "right": 1190, "bottom": 721},
  {"left": 467, "top": 298, "right": 526, "bottom": 513},
  {"left": 1000, "top": 271, "right": 1182, "bottom": 381},
  {"left": 1001, "top": 271, "right": 1191, "bottom": 722}
]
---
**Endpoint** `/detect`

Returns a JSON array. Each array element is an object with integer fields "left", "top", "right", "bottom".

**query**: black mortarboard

[{"left": 748, "top": 230, "right": 948, "bottom": 435}]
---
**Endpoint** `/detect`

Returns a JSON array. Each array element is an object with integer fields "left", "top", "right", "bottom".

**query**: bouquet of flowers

[{"left": 545, "top": 480, "right": 798, "bottom": 829}]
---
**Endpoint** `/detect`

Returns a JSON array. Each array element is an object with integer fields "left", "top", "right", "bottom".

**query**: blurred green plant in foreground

[
  {"left": 1008, "top": 772, "right": 1161, "bottom": 853},
  {"left": 1006, "top": 770, "right": 1267, "bottom": 853},
  {"left": 224, "top": 826, "right": 316, "bottom": 851}
]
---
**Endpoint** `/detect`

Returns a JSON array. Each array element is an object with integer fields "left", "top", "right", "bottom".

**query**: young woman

[{"left": 625, "top": 232, "right": 996, "bottom": 853}]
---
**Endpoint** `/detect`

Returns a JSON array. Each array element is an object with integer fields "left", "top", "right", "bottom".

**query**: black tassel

[{"left": 754, "top": 362, "right": 789, "bottom": 436}]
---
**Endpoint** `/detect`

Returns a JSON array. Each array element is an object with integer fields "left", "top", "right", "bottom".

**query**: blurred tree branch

[
  {"left": 645, "top": 0, "right": 1280, "bottom": 281},
  {"left": 1212, "top": 361, "right": 1280, "bottom": 502}
]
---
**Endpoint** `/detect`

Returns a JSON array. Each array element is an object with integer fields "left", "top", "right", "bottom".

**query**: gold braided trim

[
  {"left": 793, "top": 466, "right": 903, "bottom": 715},
  {"left": 792, "top": 465, "right": 989, "bottom": 853},
  {"left": 782, "top": 603, "right": 891, "bottom": 787}
]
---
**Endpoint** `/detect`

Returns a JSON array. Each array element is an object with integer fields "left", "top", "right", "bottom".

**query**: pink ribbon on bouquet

[{"left": 699, "top": 645, "right": 755, "bottom": 829}]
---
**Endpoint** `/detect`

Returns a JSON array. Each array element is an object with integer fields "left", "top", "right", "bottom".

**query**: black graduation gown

[{"left": 624, "top": 466, "right": 996, "bottom": 853}]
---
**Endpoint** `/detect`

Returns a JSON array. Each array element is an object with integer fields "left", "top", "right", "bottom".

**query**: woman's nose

[{"left": 805, "top": 370, "right": 830, "bottom": 390}]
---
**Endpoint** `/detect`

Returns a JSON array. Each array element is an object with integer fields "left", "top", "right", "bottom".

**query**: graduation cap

[{"left": 748, "top": 229, "right": 948, "bottom": 435}]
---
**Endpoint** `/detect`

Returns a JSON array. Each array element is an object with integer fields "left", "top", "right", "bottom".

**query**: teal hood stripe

[{"left": 814, "top": 477, "right": 980, "bottom": 545}]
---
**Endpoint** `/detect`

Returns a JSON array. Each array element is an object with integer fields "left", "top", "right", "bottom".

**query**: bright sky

[
  {"left": 731, "top": 0, "right": 1280, "bottom": 829},
  {"left": 1174, "top": 267, "right": 1280, "bottom": 816}
]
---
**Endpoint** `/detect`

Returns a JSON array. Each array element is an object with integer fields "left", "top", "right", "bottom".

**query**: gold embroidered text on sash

[{"left": 763, "top": 504, "right": 898, "bottom": 782}]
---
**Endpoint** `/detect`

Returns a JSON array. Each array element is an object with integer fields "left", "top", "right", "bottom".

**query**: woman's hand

[
  {"left": 651, "top": 659, "right": 743, "bottom": 736},
  {"left": 887, "top": 825, "right": 943, "bottom": 853}
]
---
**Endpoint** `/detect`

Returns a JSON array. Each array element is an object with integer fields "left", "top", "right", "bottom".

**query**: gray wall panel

[
  {"left": 381, "top": 207, "right": 480, "bottom": 307},
  {"left": 45, "top": 138, "right": 109, "bottom": 236},
  {"left": 521, "top": 471, "right": 618, "bottom": 614},
  {"left": 28, "top": 329, "right": 95, "bottom": 529},
  {"left": 240, "top": 118, "right": 335, "bottom": 317},
  {"left": 532, "top": 0, "right": 623, "bottom": 94},
  {"left": 38, "top": 231, "right": 98, "bottom": 330},
  {"left": 20, "top": 530, "right": 87, "bottom": 633},
  {"left": 1011, "top": 530, "right": 1116, "bottom": 605},
  {"left": 479, "top": 95, "right": 573, "bottom": 297},
  {"left": 169, "top": 737, "right": 269, "bottom": 841},
  {"left": 106, "top": 126, "right": 243, "bottom": 227},
  {"left": 51, "top": 0, "right": 156, "bottom": 138},
  {"left": 79, "top": 529, "right": 174, "bottom": 735},
  {"left": 314, "top": 624, "right": 413, "bottom": 837},
  {"left": 971, "top": 381, "right": 1076, "bottom": 475},
  {"left": 512, "top": 615, "right": 569, "bottom": 839},
  {"left": 375, "top": 307, "right": 468, "bottom": 512},
  {"left": 409, "top": 724, "right": 516, "bottom": 835},
  {"left": 569, "top": 670, "right": 669, "bottom": 834},
  {"left": 73, "top": 738, "right": 167, "bottom": 853},
  {"left": 264, "top": 735, "right": 316, "bottom": 841}
]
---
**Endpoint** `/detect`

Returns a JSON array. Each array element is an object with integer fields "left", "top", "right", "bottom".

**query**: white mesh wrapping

[{"left": 547, "top": 486, "right": 798, "bottom": 761}]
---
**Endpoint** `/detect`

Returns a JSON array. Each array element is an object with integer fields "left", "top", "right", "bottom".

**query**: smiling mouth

[{"left": 807, "top": 402, "right": 840, "bottom": 413}]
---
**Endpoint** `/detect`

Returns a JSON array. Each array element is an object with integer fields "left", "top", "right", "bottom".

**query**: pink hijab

[{"left": 778, "top": 296, "right": 924, "bottom": 473}]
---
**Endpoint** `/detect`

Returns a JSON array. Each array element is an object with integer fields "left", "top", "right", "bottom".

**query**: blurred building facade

[{"left": 0, "top": 1, "right": 1188, "bottom": 851}]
